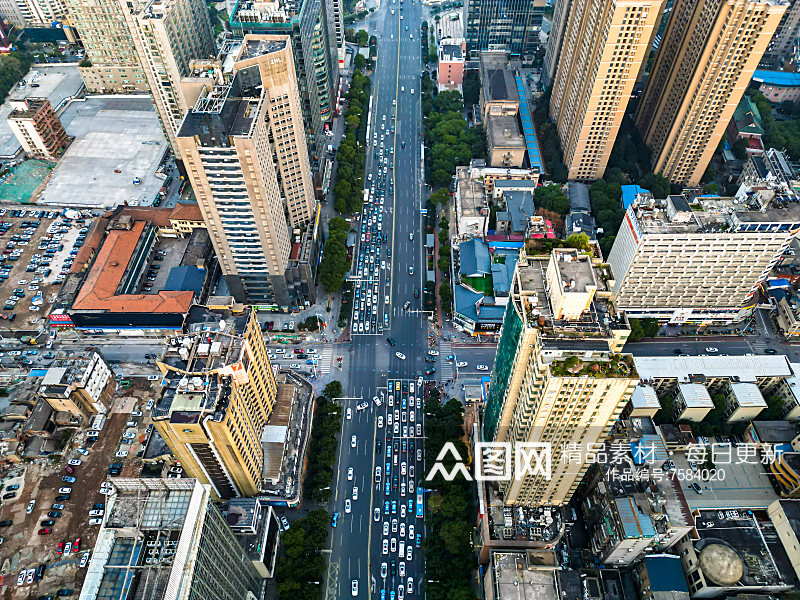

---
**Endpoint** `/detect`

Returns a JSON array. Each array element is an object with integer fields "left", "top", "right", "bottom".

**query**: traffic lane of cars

[{"left": 372, "top": 380, "right": 423, "bottom": 596}]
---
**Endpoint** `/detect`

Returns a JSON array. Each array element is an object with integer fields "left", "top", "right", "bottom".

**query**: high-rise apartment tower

[
  {"left": 549, "top": 0, "right": 666, "bottom": 181},
  {"left": 635, "top": 0, "right": 787, "bottom": 186}
]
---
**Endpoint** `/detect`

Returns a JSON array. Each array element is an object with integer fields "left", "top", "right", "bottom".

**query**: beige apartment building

[
  {"left": 549, "top": 0, "right": 665, "bottom": 181},
  {"left": 153, "top": 309, "right": 278, "bottom": 499},
  {"left": 635, "top": 0, "right": 787, "bottom": 186},
  {"left": 607, "top": 194, "right": 800, "bottom": 324},
  {"left": 122, "top": 0, "right": 215, "bottom": 150},
  {"left": 483, "top": 250, "right": 636, "bottom": 506},
  {"left": 66, "top": 0, "right": 147, "bottom": 92},
  {"left": 177, "top": 36, "right": 313, "bottom": 308}
]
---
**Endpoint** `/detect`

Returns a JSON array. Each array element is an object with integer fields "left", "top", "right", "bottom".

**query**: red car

[
  {"left": 37, "top": 528, "right": 52, "bottom": 535},
  {"left": 56, "top": 542, "right": 64, "bottom": 554},
  {"left": 293, "top": 349, "right": 304, "bottom": 354},
  {"left": 73, "top": 537, "right": 81, "bottom": 552}
]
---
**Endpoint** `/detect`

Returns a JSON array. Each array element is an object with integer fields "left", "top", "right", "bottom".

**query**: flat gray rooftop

[
  {"left": 0, "top": 65, "right": 85, "bottom": 159},
  {"left": 38, "top": 96, "right": 167, "bottom": 208}
]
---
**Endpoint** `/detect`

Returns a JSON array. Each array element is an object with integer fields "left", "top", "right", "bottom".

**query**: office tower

[
  {"left": 760, "top": 0, "right": 800, "bottom": 70},
  {"left": 152, "top": 308, "right": 278, "bottom": 499},
  {"left": 635, "top": 0, "right": 787, "bottom": 187},
  {"left": 79, "top": 478, "right": 264, "bottom": 600},
  {"left": 37, "top": 352, "right": 114, "bottom": 421},
  {"left": 463, "top": 0, "right": 546, "bottom": 60},
  {"left": 542, "top": 0, "right": 569, "bottom": 85},
  {"left": 178, "top": 35, "right": 316, "bottom": 307},
  {"left": 327, "top": 0, "right": 345, "bottom": 68},
  {"left": 549, "top": 0, "right": 666, "bottom": 181},
  {"left": 122, "top": 0, "right": 215, "bottom": 151},
  {"left": 607, "top": 194, "right": 800, "bottom": 324},
  {"left": 230, "top": 0, "right": 341, "bottom": 165},
  {"left": 483, "top": 250, "right": 636, "bottom": 506},
  {"left": 66, "top": 0, "right": 147, "bottom": 92},
  {"left": 7, "top": 97, "right": 70, "bottom": 160}
]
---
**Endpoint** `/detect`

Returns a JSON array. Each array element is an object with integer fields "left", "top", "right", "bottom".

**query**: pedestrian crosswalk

[
  {"left": 439, "top": 340, "right": 453, "bottom": 380},
  {"left": 319, "top": 346, "right": 334, "bottom": 374}
]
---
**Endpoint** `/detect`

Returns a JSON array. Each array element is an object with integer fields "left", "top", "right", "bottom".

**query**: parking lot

[
  {"left": 0, "top": 378, "right": 160, "bottom": 598},
  {"left": 0, "top": 207, "right": 95, "bottom": 332}
]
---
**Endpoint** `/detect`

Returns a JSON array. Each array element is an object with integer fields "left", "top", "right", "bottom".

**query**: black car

[
  {"left": 376, "top": 440, "right": 382, "bottom": 454},
  {"left": 40, "top": 519, "right": 55, "bottom": 527},
  {"left": 413, "top": 289, "right": 419, "bottom": 298},
  {"left": 35, "top": 564, "right": 45, "bottom": 580},
  {"left": 0, "top": 519, "right": 12, "bottom": 527},
  {"left": 425, "top": 357, "right": 435, "bottom": 363},
  {"left": 387, "top": 337, "right": 396, "bottom": 346},
  {"left": 55, "top": 494, "right": 70, "bottom": 502},
  {"left": 2, "top": 492, "right": 15, "bottom": 500},
  {"left": 425, "top": 367, "right": 436, "bottom": 375},
  {"left": 56, "top": 590, "right": 74, "bottom": 597},
  {"left": 391, "top": 560, "right": 397, "bottom": 575},
  {"left": 37, "top": 595, "right": 54, "bottom": 600},
  {"left": 47, "top": 511, "right": 62, "bottom": 518}
]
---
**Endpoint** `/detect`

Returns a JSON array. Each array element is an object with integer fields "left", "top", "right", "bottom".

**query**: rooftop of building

[
  {"left": 510, "top": 252, "right": 627, "bottom": 341},
  {"left": 677, "top": 383, "right": 714, "bottom": 408},
  {"left": 548, "top": 354, "right": 637, "bottom": 379},
  {"left": 38, "top": 96, "right": 167, "bottom": 209},
  {"left": 631, "top": 384, "right": 661, "bottom": 409},
  {"left": 480, "top": 52, "right": 520, "bottom": 105},
  {"left": 733, "top": 95, "right": 764, "bottom": 136},
  {"left": 753, "top": 69, "right": 800, "bottom": 88},
  {"left": 487, "top": 114, "right": 525, "bottom": 148},
  {"left": 230, "top": 0, "right": 300, "bottom": 25},
  {"left": 751, "top": 420, "right": 800, "bottom": 444},
  {"left": 691, "top": 508, "right": 796, "bottom": 589},
  {"left": 502, "top": 189, "right": 534, "bottom": 233},
  {"left": 729, "top": 382, "right": 767, "bottom": 407},
  {"left": 154, "top": 308, "right": 252, "bottom": 420},
  {"left": 626, "top": 192, "right": 800, "bottom": 234},
  {"left": 81, "top": 478, "right": 206, "bottom": 600},
  {"left": 8, "top": 96, "right": 52, "bottom": 119},
  {"left": 225, "top": 497, "right": 278, "bottom": 564},
  {"left": 490, "top": 552, "right": 558, "bottom": 600},
  {"left": 456, "top": 165, "right": 488, "bottom": 218},
  {"left": 178, "top": 70, "right": 263, "bottom": 144},
  {"left": 70, "top": 219, "right": 195, "bottom": 315},
  {"left": 459, "top": 238, "right": 491, "bottom": 277},
  {"left": 0, "top": 65, "right": 84, "bottom": 160},
  {"left": 551, "top": 249, "right": 596, "bottom": 294},
  {"left": 39, "top": 354, "right": 106, "bottom": 391},
  {"left": 439, "top": 39, "right": 463, "bottom": 62},
  {"left": 643, "top": 555, "right": 689, "bottom": 593},
  {"left": 237, "top": 36, "right": 287, "bottom": 60},
  {"left": 633, "top": 355, "right": 792, "bottom": 383}
]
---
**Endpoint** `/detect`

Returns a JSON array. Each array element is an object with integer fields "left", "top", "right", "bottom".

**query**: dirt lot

[
  {"left": 0, "top": 381, "right": 157, "bottom": 598},
  {"left": 0, "top": 207, "right": 97, "bottom": 333}
]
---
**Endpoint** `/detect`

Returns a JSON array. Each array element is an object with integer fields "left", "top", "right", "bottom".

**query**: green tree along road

[
  {"left": 319, "top": 218, "right": 351, "bottom": 293},
  {"left": 304, "top": 397, "right": 343, "bottom": 503},
  {"left": 275, "top": 509, "right": 331, "bottom": 600},
  {"left": 323, "top": 380, "right": 343, "bottom": 400},
  {"left": 423, "top": 391, "right": 476, "bottom": 600},
  {"left": 334, "top": 70, "right": 371, "bottom": 215}
]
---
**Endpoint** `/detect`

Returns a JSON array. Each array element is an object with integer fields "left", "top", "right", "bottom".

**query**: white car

[
  {"left": 456, "top": 361, "right": 467, "bottom": 368},
  {"left": 26, "top": 500, "right": 35, "bottom": 514},
  {"left": 383, "top": 522, "right": 389, "bottom": 535},
  {"left": 374, "top": 508, "right": 381, "bottom": 521},
  {"left": 345, "top": 499, "right": 352, "bottom": 513},
  {"left": 400, "top": 523, "right": 405, "bottom": 537},
  {"left": 383, "top": 539, "right": 389, "bottom": 554},
  {"left": 428, "top": 350, "right": 439, "bottom": 356},
  {"left": 17, "top": 571, "right": 25, "bottom": 586},
  {"left": 399, "top": 562, "right": 406, "bottom": 577},
  {"left": 357, "top": 401, "right": 369, "bottom": 410},
  {"left": 378, "top": 416, "right": 384, "bottom": 428},
  {"left": 348, "top": 467, "right": 354, "bottom": 481},
  {"left": 706, "top": 347, "right": 718, "bottom": 352},
  {"left": 476, "top": 365, "right": 489, "bottom": 371},
  {"left": 392, "top": 518, "right": 398, "bottom": 532},
  {"left": 409, "top": 524, "right": 415, "bottom": 539},
  {"left": 401, "top": 462, "right": 407, "bottom": 475},
  {"left": 406, "top": 546, "right": 412, "bottom": 561},
  {"left": 352, "top": 486, "right": 359, "bottom": 501},
  {"left": 58, "top": 487, "right": 72, "bottom": 494},
  {"left": 80, "top": 551, "right": 91, "bottom": 567},
  {"left": 116, "top": 450, "right": 128, "bottom": 457},
  {"left": 396, "top": 352, "right": 406, "bottom": 360},
  {"left": 352, "top": 580, "right": 359, "bottom": 597},
  {"left": 351, "top": 435, "right": 357, "bottom": 448},
  {"left": 391, "top": 538, "right": 397, "bottom": 553},
  {"left": 346, "top": 408, "right": 352, "bottom": 420}
]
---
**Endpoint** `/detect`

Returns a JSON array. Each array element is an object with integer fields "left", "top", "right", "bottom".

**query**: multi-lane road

[{"left": 329, "top": 0, "right": 429, "bottom": 598}]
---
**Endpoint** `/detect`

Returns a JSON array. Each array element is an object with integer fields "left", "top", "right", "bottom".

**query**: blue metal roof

[
  {"left": 644, "top": 555, "right": 689, "bottom": 593},
  {"left": 753, "top": 70, "right": 800, "bottom": 88},
  {"left": 514, "top": 74, "right": 544, "bottom": 171},
  {"left": 614, "top": 497, "right": 656, "bottom": 539},
  {"left": 459, "top": 239, "right": 491, "bottom": 277},
  {"left": 621, "top": 184, "right": 651, "bottom": 209}
]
